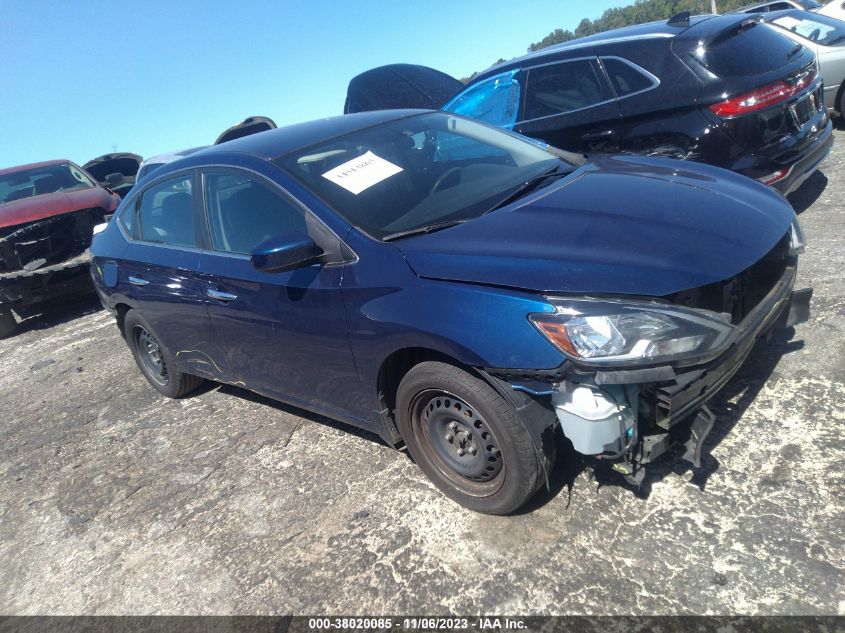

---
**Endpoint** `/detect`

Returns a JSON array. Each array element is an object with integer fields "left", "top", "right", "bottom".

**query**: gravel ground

[{"left": 0, "top": 132, "right": 843, "bottom": 616}]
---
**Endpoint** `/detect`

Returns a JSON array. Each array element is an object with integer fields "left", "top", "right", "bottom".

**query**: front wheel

[
  {"left": 395, "top": 361, "right": 555, "bottom": 514},
  {"left": 124, "top": 310, "right": 204, "bottom": 398}
]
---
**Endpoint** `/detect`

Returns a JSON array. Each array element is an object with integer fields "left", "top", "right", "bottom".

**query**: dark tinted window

[
  {"left": 602, "top": 58, "right": 655, "bottom": 96},
  {"left": 203, "top": 172, "right": 307, "bottom": 254},
  {"left": 138, "top": 176, "right": 196, "bottom": 247},
  {"left": 698, "top": 22, "right": 798, "bottom": 76},
  {"left": 524, "top": 60, "right": 611, "bottom": 120}
]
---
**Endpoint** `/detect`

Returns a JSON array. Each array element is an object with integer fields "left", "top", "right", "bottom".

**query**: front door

[{"left": 196, "top": 169, "right": 363, "bottom": 419}]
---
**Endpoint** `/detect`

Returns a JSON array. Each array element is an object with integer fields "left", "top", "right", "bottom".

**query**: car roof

[
  {"left": 470, "top": 13, "right": 760, "bottom": 82},
  {"left": 0, "top": 159, "right": 74, "bottom": 176},
  {"left": 193, "top": 109, "right": 432, "bottom": 161},
  {"left": 140, "top": 146, "right": 208, "bottom": 167}
]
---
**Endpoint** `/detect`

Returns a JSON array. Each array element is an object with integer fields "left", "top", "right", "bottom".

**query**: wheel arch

[{"left": 376, "top": 346, "right": 492, "bottom": 446}]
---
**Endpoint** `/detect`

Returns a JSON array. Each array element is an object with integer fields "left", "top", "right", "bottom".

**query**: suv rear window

[{"left": 696, "top": 22, "right": 798, "bottom": 76}]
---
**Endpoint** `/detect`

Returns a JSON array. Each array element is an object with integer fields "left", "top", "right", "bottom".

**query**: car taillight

[{"left": 709, "top": 70, "right": 817, "bottom": 118}]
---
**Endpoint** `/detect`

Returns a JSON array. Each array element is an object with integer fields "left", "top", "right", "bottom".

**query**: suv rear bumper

[{"left": 769, "top": 119, "right": 834, "bottom": 195}]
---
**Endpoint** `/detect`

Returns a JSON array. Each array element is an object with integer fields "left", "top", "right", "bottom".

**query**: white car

[
  {"left": 818, "top": 0, "right": 845, "bottom": 19},
  {"left": 764, "top": 9, "right": 845, "bottom": 114}
]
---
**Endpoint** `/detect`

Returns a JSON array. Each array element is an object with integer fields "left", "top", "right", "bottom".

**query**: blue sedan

[{"left": 91, "top": 110, "right": 809, "bottom": 514}]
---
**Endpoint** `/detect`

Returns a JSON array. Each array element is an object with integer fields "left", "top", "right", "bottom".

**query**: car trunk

[
  {"left": 674, "top": 17, "right": 826, "bottom": 160},
  {"left": 344, "top": 64, "right": 465, "bottom": 114},
  {"left": 83, "top": 153, "right": 142, "bottom": 197}
]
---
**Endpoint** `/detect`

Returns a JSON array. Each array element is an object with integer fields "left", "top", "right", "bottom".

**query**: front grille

[
  {"left": 666, "top": 231, "right": 791, "bottom": 325},
  {"left": 0, "top": 207, "right": 106, "bottom": 274}
]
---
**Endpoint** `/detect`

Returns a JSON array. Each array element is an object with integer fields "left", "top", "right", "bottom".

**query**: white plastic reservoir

[{"left": 552, "top": 383, "right": 638, "bottom": 455}]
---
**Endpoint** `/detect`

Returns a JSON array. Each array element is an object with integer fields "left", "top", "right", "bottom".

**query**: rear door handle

[
  {"left": 206, "top": 288, "right": 238, "bottom": 302},
  {"left": 128, "top": 276, "right": 149, "bottom": 286},
  {"left": 581, "top": 129, "right": 616, "bottom": 142}
]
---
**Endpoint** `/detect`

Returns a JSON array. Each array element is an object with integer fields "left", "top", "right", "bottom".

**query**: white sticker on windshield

[{"left": 321, "top": 151, "right": 403, "bottom": 195}]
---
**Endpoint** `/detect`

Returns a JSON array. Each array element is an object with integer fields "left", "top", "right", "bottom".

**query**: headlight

[
  {"left": 789, "top": 214, "right": 805, "bottom": 255},
  {"left": 530, "top": 299, "right": 735, "bottom": 366}
]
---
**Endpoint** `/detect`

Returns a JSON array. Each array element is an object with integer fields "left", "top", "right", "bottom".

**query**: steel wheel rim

[
  {"left": 133, "top": 325, "right": 168, "bottom": 386},
  {"left": 411, "top": 389, "right": 505, "bottom": 493}
]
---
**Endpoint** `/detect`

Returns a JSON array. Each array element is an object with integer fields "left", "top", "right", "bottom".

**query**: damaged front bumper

[
  {"left": 487, "top": 265, "right": 811, "bottom": 482},
  {"left": 0, "top": 251, "right": 94, "bottom": 314}
]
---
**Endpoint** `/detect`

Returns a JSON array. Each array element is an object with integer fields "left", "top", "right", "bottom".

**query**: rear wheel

[
  {"left": 395, "top": 361, "right": 554, "bottom": 514},
  {"left": 0, "top": 308, "right": 17, "bottom": 339},
  {"left": 124, "top": 310, "right": 204, "bottom": 398}
]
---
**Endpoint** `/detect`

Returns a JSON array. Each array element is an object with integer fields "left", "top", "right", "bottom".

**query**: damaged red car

[{"left": 0, "top": 160, "right": 119, "bottom": 337}]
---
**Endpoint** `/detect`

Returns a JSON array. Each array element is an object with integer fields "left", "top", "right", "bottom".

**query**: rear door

[
  {"left": 118, "top": 171, "right": 230, "bottom": 380},
  {"left": 195, "top": 168, "right": 361, "bottom": 417},
  {"left": 516, "top": 58, "right": 622, "bottom": 153}
]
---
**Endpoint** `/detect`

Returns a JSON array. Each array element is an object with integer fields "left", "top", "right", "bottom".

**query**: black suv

[{"left": 346, "top": 13, "right": 833, "bottom": 194}]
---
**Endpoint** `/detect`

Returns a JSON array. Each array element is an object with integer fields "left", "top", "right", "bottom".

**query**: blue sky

[{"left": 1, "top": 0, "right": 623, "bottom": 168}]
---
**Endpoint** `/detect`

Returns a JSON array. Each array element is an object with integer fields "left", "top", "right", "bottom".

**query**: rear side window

[
  {"left": 697, "top": 22, "right": 799, "bottom": 76},
  {"left": 602, "top": 58, "right": 655, "bottom": 97},
  {"left": 523, "top": 60, "right": 611, "bottom": 120},
  {"left": 203, "top": 172, "right": 307, "bottom": 254},
  {"left": 138, "top": 176, "right": 196, "bottom": 247}
]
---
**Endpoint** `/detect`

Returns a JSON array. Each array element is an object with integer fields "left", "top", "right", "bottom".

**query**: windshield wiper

[
  {"left": 381, "top": 219, "right": 468, "bottom": 242},
  {"left": 483, "top": 164, "right": 572, "bottom": 215}
]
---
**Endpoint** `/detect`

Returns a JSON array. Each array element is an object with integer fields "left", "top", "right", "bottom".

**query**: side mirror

[
  {"left": 250, "top": 231, "right": 324, "bottom": 273},
  {"left": 104, "top": 172, "right": 124, "bottom": 187}
]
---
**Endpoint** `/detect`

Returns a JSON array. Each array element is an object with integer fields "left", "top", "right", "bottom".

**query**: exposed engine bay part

[
  {"left": 0, "top": 207, "right": 106, "bottom": 274},
  {"left": 214, "top": 116, "right": 277, "bottom": 145},
  {"left": 344, "top": 64, "right": 464, "bottom": 114},
  {"left": 552, "top": 382, "right": 638, "bottom": 456}
]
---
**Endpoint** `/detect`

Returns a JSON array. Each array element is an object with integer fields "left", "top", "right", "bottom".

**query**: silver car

[{"left": 764, "top": 9, "right": 845, "bottom": 114}]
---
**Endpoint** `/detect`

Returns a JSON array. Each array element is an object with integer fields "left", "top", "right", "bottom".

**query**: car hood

[
  {"left": 0, "top": 187, "right": 118, "bottom": 230},
  {"left": 395, "top": 155, "right": 795, "bottom": 297},
  {"left": 345, "top": 64, "right": 464, "bottom": 113}
]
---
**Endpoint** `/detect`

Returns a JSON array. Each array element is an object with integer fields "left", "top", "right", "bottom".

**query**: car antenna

[{"left": 668, "top": 11, "right": 691, "bottom": 26}]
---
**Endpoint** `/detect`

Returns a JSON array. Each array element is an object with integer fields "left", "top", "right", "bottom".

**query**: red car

[{"left": 0, "top": 160, "right": 120, "bottom": 337}]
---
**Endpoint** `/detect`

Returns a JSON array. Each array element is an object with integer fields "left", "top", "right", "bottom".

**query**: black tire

[
  {"left": 0, "top": 308, "right": 17, "bottom": 339},
  {"left": 395, "top": 361, "right": 555, "bottom": 515},
  {"left": 124, "top": 310, "right": 204, "bottom": 398}
]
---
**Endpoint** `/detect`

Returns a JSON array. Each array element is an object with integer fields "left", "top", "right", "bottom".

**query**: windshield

[
  {"left": 772, "top": 12, "right": 845, "bottom": 46},
  {"left": 0, "top": 163, "right": 96, "bottom": 205},
  {"left": 276, "top": 113, "right": 569, "bottom": 240}
]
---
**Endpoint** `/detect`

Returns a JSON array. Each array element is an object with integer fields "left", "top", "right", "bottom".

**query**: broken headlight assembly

[
  {"left": 789, "top": 214, "right": 805, "bottom": 255},
  {"left": 530, "top": 299, "right": 735, "bottom": 367}
]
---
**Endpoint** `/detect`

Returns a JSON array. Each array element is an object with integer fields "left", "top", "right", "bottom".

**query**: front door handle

[
  {"left": 128, "top": 276, "right": 150, "bottom": 286},
  {"left": 206, "top": 288, "right": 238, "bottom": 302}
]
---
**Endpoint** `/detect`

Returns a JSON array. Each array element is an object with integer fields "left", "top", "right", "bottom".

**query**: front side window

[
  {"left": 138, "top": 175, "right": 196, "bottom": 247},
  {"left": 523, "top": 59, "right": 611, "bottom": 120},
  {"left": 442, "top": 70, "right": 521, "bottom": 129},
  {"left": 203, "top": 172, "right": 307, "bottom": 254},
  {"left": 0, "top": 163, "right": 95, "bottom": 204},
  {"left": 276, "top": 113, "right": 571, "bottom": 240}
]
